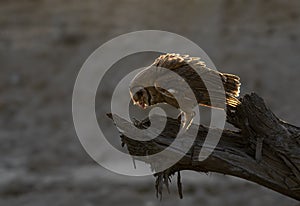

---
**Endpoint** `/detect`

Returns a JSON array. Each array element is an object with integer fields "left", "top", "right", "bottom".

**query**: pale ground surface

[{"left": 1, "top": 0, "right": 300, "bottom": 205}]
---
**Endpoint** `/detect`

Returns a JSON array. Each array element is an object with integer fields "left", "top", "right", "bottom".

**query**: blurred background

[{"left": 1, "top": 0, "right": 300, "bottom": 205}]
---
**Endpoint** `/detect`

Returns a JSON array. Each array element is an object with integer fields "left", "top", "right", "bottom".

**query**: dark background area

[{"left": 1, "top": 0, "right": 300, "bottom": 205}]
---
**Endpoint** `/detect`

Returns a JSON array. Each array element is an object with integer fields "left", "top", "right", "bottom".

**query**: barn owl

[{"left": 129, "top": 53, "right": 241, "bottom": 132}]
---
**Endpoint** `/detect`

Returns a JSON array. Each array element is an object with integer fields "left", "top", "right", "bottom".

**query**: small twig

[
  {"left": 177, "top": 171, "right": 183, "bottom": 199},
  {"left": 155, "top": 173, "right": 163, "bottom": 200}
]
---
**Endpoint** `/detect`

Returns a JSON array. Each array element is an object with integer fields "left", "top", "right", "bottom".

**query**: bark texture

[{"left": 108, "top": 93, "right": 300, "bottom": 200}]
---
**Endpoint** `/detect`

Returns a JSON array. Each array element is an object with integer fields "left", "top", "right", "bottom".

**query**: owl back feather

[{"left": 152, "top": 53, "right": 241, "bottom": 108}]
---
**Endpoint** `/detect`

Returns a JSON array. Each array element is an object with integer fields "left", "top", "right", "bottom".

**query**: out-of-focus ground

[{"left": 1, "top": 0, "right": 300, "bottom": 205}]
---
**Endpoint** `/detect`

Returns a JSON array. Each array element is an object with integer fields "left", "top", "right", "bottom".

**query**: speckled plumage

[{"left": 129, "top": 53, "right": 241, "bottom": 130}]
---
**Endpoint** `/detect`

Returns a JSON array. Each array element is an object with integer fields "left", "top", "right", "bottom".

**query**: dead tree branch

[{"left": 107, "top": 93, "right": 300, "bottom": 200}]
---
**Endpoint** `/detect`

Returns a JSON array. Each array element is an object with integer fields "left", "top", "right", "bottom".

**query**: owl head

[{"left": 130, "top": 86, "right": 151, "bottom": 109}]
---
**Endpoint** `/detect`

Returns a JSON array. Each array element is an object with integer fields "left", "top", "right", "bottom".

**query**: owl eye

[
  {"left": 130, "top": 86, "right": 144, "bottom": 96},
  {"left": 136, "top": 90, "right": 144, "bottom": 97}
]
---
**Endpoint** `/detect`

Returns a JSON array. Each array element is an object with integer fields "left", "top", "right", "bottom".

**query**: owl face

[{"left": 130, "top": 87, "right": 151, "bottom": 109}]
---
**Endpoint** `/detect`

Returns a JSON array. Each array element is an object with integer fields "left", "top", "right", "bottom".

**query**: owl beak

[
  {"left": 132, "top": 99, "right": 147, "bottom": 109},
  {"left": 139, "top": 101, "right": 147, "bottom": 109},
  {"left": 140, "top": 102, "right": 146, "bottom": 109}
]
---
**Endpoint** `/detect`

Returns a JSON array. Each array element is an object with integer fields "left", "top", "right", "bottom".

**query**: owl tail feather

[
  {"left": 223, "top": 73, "right": 241, "bottom": 107},
  {"left": 226, "top": 95, "right": 240, "bottom": 107}
]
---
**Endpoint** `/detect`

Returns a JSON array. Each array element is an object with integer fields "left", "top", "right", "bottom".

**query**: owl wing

[
  {"left": 153, "top": 60, "right": 223, "bottom": 109},
  {"left": 153, "top": 68, "right": 197, "bottom": 112},
  {"left": 152, "top": 53, "right": 240, "bottom": 109}
]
